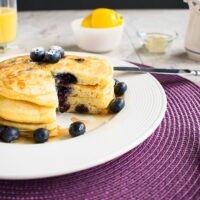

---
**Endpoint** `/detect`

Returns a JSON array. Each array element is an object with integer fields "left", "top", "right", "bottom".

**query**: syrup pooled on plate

[{"left": 15, "top": 114, "right": 114, "bottom": 144}]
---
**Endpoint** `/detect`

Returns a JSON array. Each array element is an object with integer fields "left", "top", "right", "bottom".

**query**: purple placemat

[{"left": 0, "top": 67, "right": 200, "bottom": 200}]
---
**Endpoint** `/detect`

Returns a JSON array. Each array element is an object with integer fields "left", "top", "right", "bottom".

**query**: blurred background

[{"left": 18, "top": 0, "right": 187, "bottom": 11}]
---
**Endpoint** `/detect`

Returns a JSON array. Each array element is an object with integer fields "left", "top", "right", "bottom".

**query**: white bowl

[{"left": 71, "top": 18, "right": 124, "bottom": 53}]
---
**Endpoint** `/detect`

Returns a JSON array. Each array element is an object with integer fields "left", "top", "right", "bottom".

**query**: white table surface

[{"left": 1, "top": 9, "right": 199, "bottom": 85}]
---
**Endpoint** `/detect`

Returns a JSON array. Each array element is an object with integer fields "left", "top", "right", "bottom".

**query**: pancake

[
  {"left": 0, "top": 55, "right": 113, "bottom": 106},
  {"left": 48, "top": 54, "right": 113, "bottom": 86},
  {"left": 0, "top": 54, "right": 114, "bottom": 137},
  {"left": 0, "top": 59, "right": 58, "bottom": 107},
  {"left": 0, "top": 64, "right": 58, "bottom": 107},
  {"left": 67, "top": 90, "right": 114, "bottom": 109},
  {"left": 59, "top": 80, "right": 115, "bottom": 98},
  {"left": 0, "top": 117, "right": 57, "bottom": 131},
  {"left": 0, "top": 95, "right": 56, "bottom": 123}
]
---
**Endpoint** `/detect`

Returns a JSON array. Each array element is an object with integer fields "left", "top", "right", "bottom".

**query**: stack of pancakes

[{"left": 0, "top": 55, "right": 114, "bottom": 137}]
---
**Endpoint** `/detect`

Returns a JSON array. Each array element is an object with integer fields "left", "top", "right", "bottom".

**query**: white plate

[{"left": 0, "top": 52, "right": 167, "bottom": 180}]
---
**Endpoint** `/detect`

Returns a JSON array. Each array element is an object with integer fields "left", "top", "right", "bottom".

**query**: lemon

[
  {"left": 81, "top": 14, "right": 92, "bottom": 28},
  {"left": 81, "top": 8, "right": 123, "bottom": 28}
]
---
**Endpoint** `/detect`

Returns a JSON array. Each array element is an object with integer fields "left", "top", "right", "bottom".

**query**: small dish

[
  {"left": 71, "top": 18, "right": 124, "bottom": 53},
  {"left": 137, "top": 30, "right": 178, "bottom": 53}
]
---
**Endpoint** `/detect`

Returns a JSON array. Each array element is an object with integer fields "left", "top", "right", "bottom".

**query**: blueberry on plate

[
  {"left": 49, "top": 46, "right": 65, "bottom": 58},
  {"left": 114, "top": 82, "right": 127, "bottom": 96},
  {"left": 33, "top": 128, "right": 49, "bottom": 143},
  {"left": 69, "top": 122, "right": 86, "bottom": 137},
  {"left": 109, "top": 98, "right": 125, "bottom": 113},
  {"left": 45, "top": 49, "right": 61, "bottom": 63},
  {"left": 30, "top": 47, "right": 45, "bottom": 62},
  {"left": 1, "top": 127, "right": 20, "bottom": 143}
]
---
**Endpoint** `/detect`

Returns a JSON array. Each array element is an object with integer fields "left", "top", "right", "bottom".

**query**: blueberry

[
  {"left": 57, "top": 86, "right": 72, "bottom": 97},
  {"left": 0, "top": 125, "right": 6, "bottom": 138},
  {"left": 109, "top": 98, "right": 125, "bottom": 113},
  {"left": 49, "top": 46, "right": 65, "bottom": 58},
  {"left": 0, "top": 125, "right": 5, "bottom": 134},
  {"left": 69, "top": 122, "right": 86, "bottom": 137},
  {"left": 45, "top": 49, "right": 61, "bottom": 63},
  {"left": 1, "top": 127, "right": 20, "bottom": 143},
  {"left": 33, "top": 128, "right": 49, "bottom": 143},
  {"left": 57, "top": 86, "right": 71, "bottom": 113},
  {"left": 55, "top": 73, "right": 78, "bottom": 85},
  {"left": 114, "top": 82, "right": 127, "bottom": 96},
  {"left": 30, "top": 47, "right": 45, "bottom": 62},
  {"left": 59, "top": 104, "right": 70, "bottom": 113},
  {"left": 58, "top": 95, "right": 66, "bottom": 106},
  {"left": 75, "top": 104, "right": 89, "bottom": 114}
]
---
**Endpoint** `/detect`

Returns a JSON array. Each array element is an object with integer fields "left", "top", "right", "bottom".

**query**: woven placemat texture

[{"left": 0, "top": 73, "right": 199, "bottom": 200}]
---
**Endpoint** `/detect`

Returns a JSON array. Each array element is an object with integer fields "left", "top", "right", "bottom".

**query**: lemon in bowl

[
  {"left": 72, "top": 8, "right": 124, "bottom": 53},
  {"left": 82, "top": 8, "right": 123, "bottom": 28}
]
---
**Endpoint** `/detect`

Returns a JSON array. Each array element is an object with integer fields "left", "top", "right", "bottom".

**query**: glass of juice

[{"left": 0, "top": 0, "right": 17, "bottom": 51}]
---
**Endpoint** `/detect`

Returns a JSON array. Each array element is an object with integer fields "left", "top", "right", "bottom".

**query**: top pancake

[{"left": 0, "top": 55, "right": 113, "bottom": 107}]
